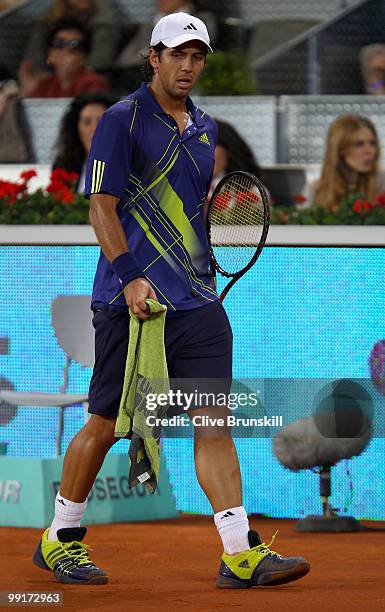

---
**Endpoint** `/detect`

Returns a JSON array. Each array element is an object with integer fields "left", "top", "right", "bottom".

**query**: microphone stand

[{"left": 296, "top": 465, "right": 363, "bottom": 532}]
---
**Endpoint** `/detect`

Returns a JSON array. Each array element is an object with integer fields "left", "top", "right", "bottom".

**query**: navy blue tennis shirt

[{"left": 85, "top": 82, "right": 219, "bottom": 313}]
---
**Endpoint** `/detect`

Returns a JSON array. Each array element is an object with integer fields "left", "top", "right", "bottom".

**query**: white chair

[{"left": 0, "top": 295, "right": 95, "bottom": 455}]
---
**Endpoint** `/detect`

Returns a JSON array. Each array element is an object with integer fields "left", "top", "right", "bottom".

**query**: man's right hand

[
  {"left": 18, "top": 59, "right": 48, "bottom": 97},
  {"left": 124, "top": 278, "right": 158, "bottom": 320}
]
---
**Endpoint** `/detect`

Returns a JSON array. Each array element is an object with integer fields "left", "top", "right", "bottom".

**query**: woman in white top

[{"left": 302, "top": 114, "right": 385, "bottom": 211}]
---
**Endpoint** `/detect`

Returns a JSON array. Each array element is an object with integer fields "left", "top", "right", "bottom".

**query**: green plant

[
  {"left": 198, "top": 51, "right": 258, "bottom": 95},
  {"left": 270, "top": 192, "right": 385, "bottom": 225},
  {"left": 0, "top": 169, "right": 89, "bottom": 224}
]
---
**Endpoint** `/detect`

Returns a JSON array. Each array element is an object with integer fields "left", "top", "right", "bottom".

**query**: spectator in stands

[
  {"left": 18, "top": 18, "right": 110, "bottom": 98},
  {"left": 53, "top": 92, "right": 114, "bottom": 192},
  {"left": 0, "top": 64, "right": 31, "bottom": 162},
  {"left": 0, "top": 1, "right": 10, "bottom": 12},
  {"left": 360, "top": 44, "right": 385, "bottom": 95},
  {"left": 21, "top": 0, "right": 119, "bottom": 73},
  {"left": 116, "top": 0, "right": 217, "bottom": 69},
  {"left": 209, "top": 119, "right": 262, "bottom": 197},
  {"left": 0, "top": 0, "right": 23, "bottom": 12},
  {"left": 302, "top": 114, "right": 385, "bottom": 210}
]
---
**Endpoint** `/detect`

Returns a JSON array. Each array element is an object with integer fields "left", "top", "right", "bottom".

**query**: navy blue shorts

[{"left": 88, "top": 301, "right": 233, "bottom": 417}]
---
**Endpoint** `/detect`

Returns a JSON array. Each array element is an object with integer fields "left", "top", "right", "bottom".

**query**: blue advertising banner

[
  {"left": 0, "top": 453, "right": 178, "bottom": 527},
  {"left": 1, "top": 246, "right": 385, "bottom": 519}
]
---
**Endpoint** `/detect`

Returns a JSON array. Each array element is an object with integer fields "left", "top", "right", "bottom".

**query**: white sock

[
  {"left": 47, "top": 492, "right": 88, "bottom": 541},
  {"left": 214, "top": 506, "right": 250, "bottom": 555}
]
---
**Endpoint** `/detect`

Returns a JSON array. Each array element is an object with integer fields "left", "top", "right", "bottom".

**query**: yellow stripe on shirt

[
  {"left": 97, "top": 161, "right": 105, "bottom": 192},
  {"left": 91, "top": 159, "right": 97, "bottom": 193},
  {"left": 91, "top": 159, "right": 106, "bottom": 193}
]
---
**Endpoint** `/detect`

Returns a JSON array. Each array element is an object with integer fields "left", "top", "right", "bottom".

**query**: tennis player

[{"left": 33, "top": 12, "right": 310, "bottom": 587}]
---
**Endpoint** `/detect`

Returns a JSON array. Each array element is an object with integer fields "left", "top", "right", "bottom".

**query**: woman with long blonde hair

[{"left": 304, "top": 114, "right": 384, "bottom": 210}]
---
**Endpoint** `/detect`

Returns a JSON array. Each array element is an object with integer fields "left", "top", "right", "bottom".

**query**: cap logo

[{"left": 150, "top": 13, "right": 213, "bottom": 53}]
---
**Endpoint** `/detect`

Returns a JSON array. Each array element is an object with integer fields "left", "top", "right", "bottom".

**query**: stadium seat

[
  {"left": 278, "top": 96, "right": 385, "bottom": 164},
  {"left": 195, "top": 95, "right": 277, "bottom": 165},
  {"left": 0, "top": 295, "right": 94, "bottom": 455},
  {"left": 22, "top": 98, "right": 70, "bottom": 164}
]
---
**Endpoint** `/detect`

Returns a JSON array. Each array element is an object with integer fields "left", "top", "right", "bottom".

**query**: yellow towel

[{"left": 114, "top": 299, "right": 169, "bottom": 493}]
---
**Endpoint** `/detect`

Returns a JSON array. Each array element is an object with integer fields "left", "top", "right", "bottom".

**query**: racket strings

[{"left": 209, "top": 173, "right": 267, "bottom": 275}]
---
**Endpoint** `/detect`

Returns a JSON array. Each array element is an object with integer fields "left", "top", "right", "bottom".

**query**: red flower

[
  {"left": 0, "top": 180, "right": 21, "bottom": 202},
  {"left": 47, "top": 177, "right": 75, "bottom": 204},
  {"left": 375, "top": 192, "right": 385, "bottom": 207},
  {"left": 236, "top": 190, "right": 260, "bottom": 206},
  {"left": 67, "top": 172, "right": 79, "bottom": 183},
  {"left": 294, "top": 194, "right": 307, "bottom": 204},
  {"left": 47, "top": 179, "right": 65, "bottom": 194},
  {"left": 353, "top": 199, "right": 363, "bottom": 213},
  {"left": 353, "top": 198, "right": 373, "bottom": 212},
  {"left": 16, "top": 182, "right": 28, "bottom": 194},
  {"left": 61, "top": 188, "right": 75, "bottom": 204},
  {"left": 215, "top": 191, "right": 231, "bottom": 211},
  {"left": 50, "top": 168, "right": 79, "bottom": 184},
  {"left": 50, "top": 168, "right": 68, "bottom": 182},
  {"left": 19, "top": 169, "right": 37, "bottom": 181}
]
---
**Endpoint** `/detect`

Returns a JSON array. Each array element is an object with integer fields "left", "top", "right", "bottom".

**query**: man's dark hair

[
  {"left": 141, "top": 43, "right": 167, "bottom": 82},
  {"left": 46, "top": 17, "right": 91, "bottom": 56}
]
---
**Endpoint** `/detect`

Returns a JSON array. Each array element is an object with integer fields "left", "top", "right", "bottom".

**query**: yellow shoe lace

[
  {"left": 62, "top": 541, "right": 94, "bottom": 566},
  {"left": 252, "top": 531, "right": 283, "bottom": 558}
]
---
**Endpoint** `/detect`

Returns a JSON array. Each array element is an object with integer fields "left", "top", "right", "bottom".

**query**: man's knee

[
  {"left": 87, "top": 413, "right": 118, "bottom": 444},
  {"left": 189, "top": 407, "right": 233, "bottom": 440}
]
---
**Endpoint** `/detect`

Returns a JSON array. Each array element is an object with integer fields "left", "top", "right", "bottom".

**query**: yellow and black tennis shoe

[
  {"left": 33, "top": 527, "right": 108, "bottom": 585},
  {"left": 216, "top": 530, "right": 310, "bottom": 588}
]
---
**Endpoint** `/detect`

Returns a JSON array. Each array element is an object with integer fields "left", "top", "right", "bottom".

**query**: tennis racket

[{"left": 206, "top": 170, "right": 270, "bottom": 302}]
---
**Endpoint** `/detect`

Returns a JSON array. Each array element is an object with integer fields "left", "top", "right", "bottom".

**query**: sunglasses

[{"left": 50, "top": 37, "right": 85, "bottom": 51}]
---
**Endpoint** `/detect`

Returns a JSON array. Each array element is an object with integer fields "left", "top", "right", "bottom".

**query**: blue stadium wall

[{"left": 1, "top": 245, "right": 384, "bottom": 519}]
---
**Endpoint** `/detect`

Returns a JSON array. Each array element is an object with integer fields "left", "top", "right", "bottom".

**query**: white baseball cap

[{"left": 150, "top": 12, "right": 213, "bottom": 53}]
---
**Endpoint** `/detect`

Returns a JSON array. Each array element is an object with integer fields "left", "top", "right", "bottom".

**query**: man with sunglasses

[{"left": 19, "top": 18, "right": 109, "bottom": 98}]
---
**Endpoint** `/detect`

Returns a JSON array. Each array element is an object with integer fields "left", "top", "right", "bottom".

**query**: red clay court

[{"left": 1, "top": 515, "right": 385, "bottom": 612}]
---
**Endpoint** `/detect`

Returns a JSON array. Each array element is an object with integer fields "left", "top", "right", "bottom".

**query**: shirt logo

[
  {"left": 199, "top": 132, "right": 210, "bottom": 145},
  {"left": 91, "top": 159, "right": 105, "bottom": 193},
  {"left": 184, "top": 23, "right": 198, "bottom": 31}
]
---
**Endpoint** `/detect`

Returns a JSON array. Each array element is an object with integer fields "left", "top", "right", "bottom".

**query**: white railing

[{"left": 0, "top": 225, "right": 384, "bottom": 246}]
